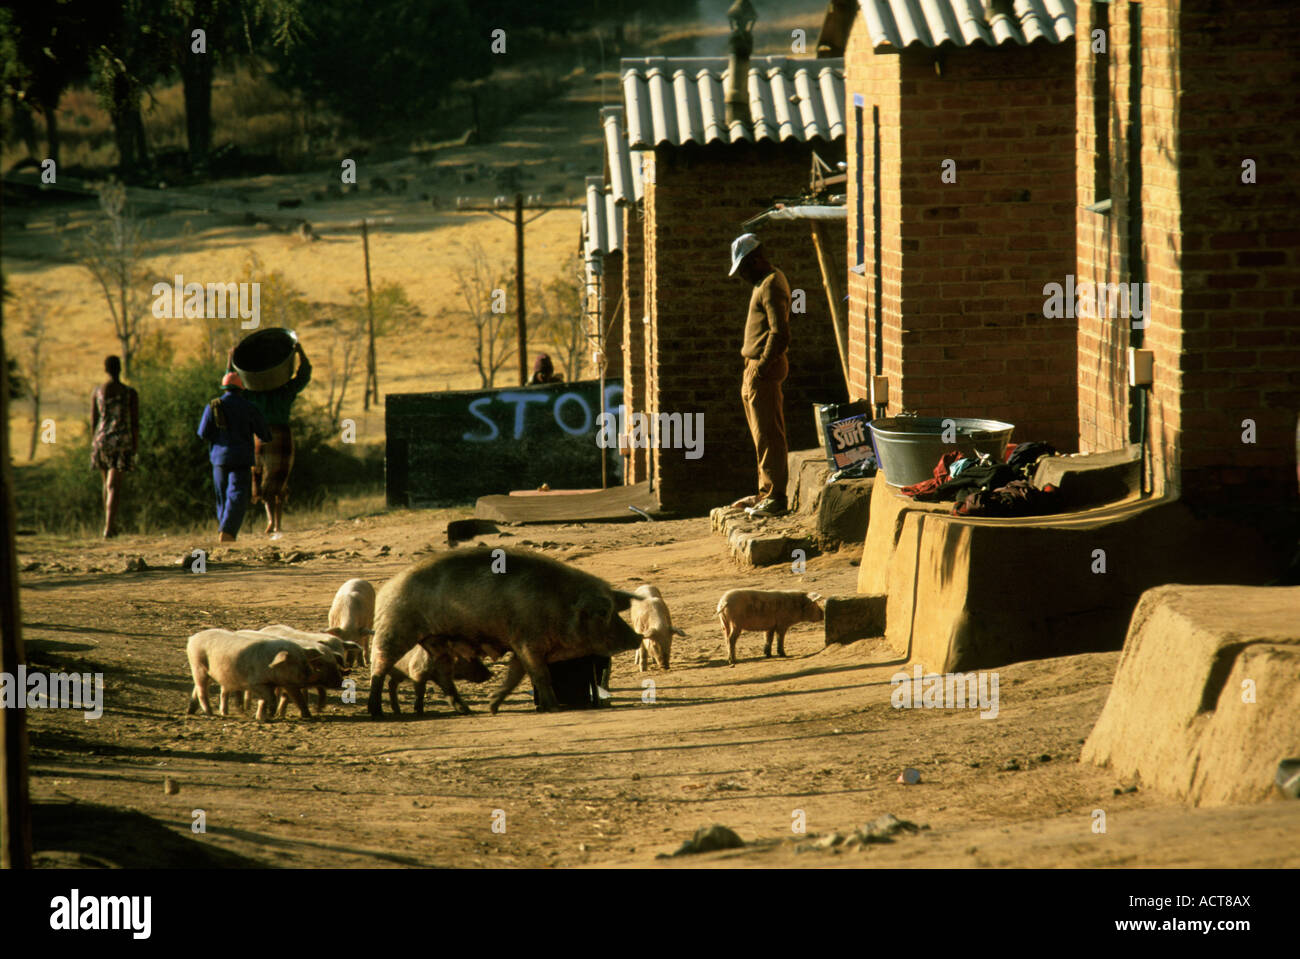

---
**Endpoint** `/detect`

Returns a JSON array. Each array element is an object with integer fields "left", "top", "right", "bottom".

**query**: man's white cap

[{"left": 728, "top": 233, "right": 761, "bottom": 276}]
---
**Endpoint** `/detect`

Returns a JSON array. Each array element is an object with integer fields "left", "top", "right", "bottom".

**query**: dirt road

[{"left": 16, "top": 510, "right": 1300, "bottom": 867}]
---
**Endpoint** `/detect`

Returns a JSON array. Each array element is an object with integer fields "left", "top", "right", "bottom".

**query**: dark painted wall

[{"left": 386, "top": 379, "right": 624, "bottom": 507}]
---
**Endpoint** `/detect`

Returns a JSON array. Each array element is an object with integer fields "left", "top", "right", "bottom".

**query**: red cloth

[{"left": 900, "top": 450, "right": 964, "bottom": 498}]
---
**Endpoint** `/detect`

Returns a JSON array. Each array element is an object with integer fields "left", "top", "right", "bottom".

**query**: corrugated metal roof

[
  {"left": 600, "top": 107, "right": 643, "bottom": 204},
  {"left": 861, "top": 0, "right": 1076, "bottom": 49},
  {"left": 583, "top": 176, "right": 623, "bottom": 259},
  {"left": 621, "top": 56, "right": 845, "bottom": 150}
]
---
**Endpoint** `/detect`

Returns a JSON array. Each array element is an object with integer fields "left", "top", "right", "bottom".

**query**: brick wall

[
  {"left": 620, "top": 205, "right": 648, "bottom": 482},
  {"left": 1077, "top": 0, "right": 1300, "bottom": 506},
  {"left": 644, "top": 140, "right": 849, "bottom": 513},
  {"left": 643, "top": 153, "right": 661, "bottom": 494},
  {"left": 601, "top": 251, "right": 623, "bottom": 381},
  {"left": 844, "top": 34, "right": 901, "bottom": 403},
  {"left": 1176, "top": 0, "right": 1300, "bottom": 506},
  {"left": 1075, "top": 0, "right": 1134, "bottom": 459},
  {"left": 845, "top": 28, "right": 1078, "bottom": 448}
]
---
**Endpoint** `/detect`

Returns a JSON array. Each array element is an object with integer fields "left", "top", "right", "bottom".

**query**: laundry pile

[{"left": 899, "top": 442, "right": 1063, "bottom": 518}]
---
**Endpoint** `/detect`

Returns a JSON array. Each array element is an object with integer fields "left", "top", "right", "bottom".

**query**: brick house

[
  {"left": 850, "top": 0, "right": 1298, "bottom": 676},
  {"left": 829, "top": 0, "right": 1079, "bottom": 447},
  {"left": 620, "top": 55, "right": 850, "bottom": 512},
  {"left": 1074, "top": 0, "right": 1300, "bottom": 509}
]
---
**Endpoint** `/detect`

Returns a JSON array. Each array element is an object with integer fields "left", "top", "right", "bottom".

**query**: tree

[
  {"left": 67, "top": 180, "right": 152, "bottom": 379},
  {"left": 163, "top": 0, "right": 305, "bottom": 171},
  {"left": 267, "top": 0, "right": 488, "bottom": 135},
  {"left": 0, "top": 0, "right": 106, "bottom": 167},
  {"left": 89, "top": 0, "right": 174, "bottom": 176},
  {"left": 532, "top": 272, "right": 585, "bottom": 381},
  {"left": 454, "top": 241, "right": 515, "bottom": 389},
  {"left": 9, "top": 288, "right": 51, "bottom": 460},
  {"left": 322, "top": 279, "right": 415, "bottom": 425},
  {"left": 322, "top": 315, "right": 361, "bottom": 427}
]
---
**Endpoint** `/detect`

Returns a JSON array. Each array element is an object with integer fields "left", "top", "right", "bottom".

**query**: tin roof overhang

[
  {"left": 621, "top": 56, "right": 846, "bottom": 151},
  {"left": 861, "top": 0, "right": 1076, "bottom": 49}
]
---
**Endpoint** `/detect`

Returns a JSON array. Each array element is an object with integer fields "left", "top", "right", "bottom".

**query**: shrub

[{"left": 12, "top": 356, "right": 382, "bottom": 534}]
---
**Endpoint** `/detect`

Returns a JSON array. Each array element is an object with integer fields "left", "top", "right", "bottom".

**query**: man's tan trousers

[{"left": 741, "top": 357, "right": 789, "bottom": 502}]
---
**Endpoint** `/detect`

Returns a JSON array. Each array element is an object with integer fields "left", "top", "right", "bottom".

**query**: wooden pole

[
  {"left": 515, "top": 193, "right": 528, "bottom": 386},
  {"left": 361, "top": 219, "right": 378, "bottom": 410},
  {"left": 0, "top": 306, "right": 34, "bottom": 869},
  {"left": 810, "top": 220, "right": 852, "bottom": 391}
]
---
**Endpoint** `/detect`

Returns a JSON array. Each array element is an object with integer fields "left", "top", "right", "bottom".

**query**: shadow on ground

[{"left": 32, "top": 801, "right": 262, "bottom": 868}]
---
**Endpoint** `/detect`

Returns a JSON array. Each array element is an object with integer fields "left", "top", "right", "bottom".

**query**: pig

[
  {"left": 367, "top": 549, "right": 641, "bottom": 718},
  {"left": 255, "top": 625, "right": 359, "bottom": 716},
  {"left": 716, "top": 589, "right": 824, "bottom": 665},
  {"left": 328, "top": 578, "right": 375, "bottom": 666},
  {"left": 257, "top": 623, "right": 355, "bottom": 668},
  {"left": 186, "top": 629, "right": 344, "bottom": 720},
  {"left": 630, "top": 584, "right": 687, "bottom": 671},
  {"left": 387, "top": 641, "right": 492, "bottom": 715}
]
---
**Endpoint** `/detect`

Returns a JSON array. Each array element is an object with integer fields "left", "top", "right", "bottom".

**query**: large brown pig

[
  {"left": 186, "top": 629, "right": 344, "bottom": 720},
  {"left": 367, "top": 549, "right": 641, "bottom": 718},
  {"left": 716, "top": 589, "right": 824, "bottom": 665}
]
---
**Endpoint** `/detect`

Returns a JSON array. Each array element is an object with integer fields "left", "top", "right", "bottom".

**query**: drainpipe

[{"left": 726, "top": 0, "right": 757, "bottom": 129}]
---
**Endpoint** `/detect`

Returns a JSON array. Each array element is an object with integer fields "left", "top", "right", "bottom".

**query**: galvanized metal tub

[
  {"left": 231, "top": 328, "right": 297, "bottom": 391},
  {"left": 869, "top": 416, "right": 1015, "bottom": 487}
]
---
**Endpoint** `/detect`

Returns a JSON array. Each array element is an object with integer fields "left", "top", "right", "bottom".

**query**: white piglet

[
  {"left": 186, "top": 629, "right": 343, "bottom": 721},
  {"left": 716, "top": 589, "right": 824, "bottom": 666},
  {"left": 256, "top": 624, "right": 359, "bottom": 715},
  {"left": 630, "top": 584, "right": 686, "bottom": 671},
  {"left": 328, "top": 578, "right": 376, "bottom": 666}
]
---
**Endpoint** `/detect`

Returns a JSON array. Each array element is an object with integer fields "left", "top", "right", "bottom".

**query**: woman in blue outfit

[{"left": 197, "top": 371, "right": 271, "bottom": 542}]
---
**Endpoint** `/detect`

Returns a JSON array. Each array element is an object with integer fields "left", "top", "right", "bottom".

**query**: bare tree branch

[{"left": 453, "top": 240, "right": 515, "bottom": 388}]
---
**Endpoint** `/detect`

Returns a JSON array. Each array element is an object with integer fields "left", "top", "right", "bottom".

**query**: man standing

[
  {"left": 730, "top": 233, "right": 791, "bottom": 517},
  {"left": 198, "top": 371, "right": 271, "bottom": 543}
]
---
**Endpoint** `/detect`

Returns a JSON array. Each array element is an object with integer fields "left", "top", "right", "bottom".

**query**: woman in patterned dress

[
  {"left": 90, "top": 355, "right": 139, "bottom": 538},
  {"left": 239, "top": 341, "right": 311, "bottom": 535}
]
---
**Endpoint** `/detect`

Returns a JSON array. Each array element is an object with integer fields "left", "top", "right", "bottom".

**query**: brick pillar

[{"left": 622, "top": 203, "right": 648, "bottom": 482}]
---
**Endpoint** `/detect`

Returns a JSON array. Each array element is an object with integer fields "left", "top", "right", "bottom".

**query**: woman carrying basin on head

[{"left": 229, "top": 339, "right": 311, "bottom": 535}]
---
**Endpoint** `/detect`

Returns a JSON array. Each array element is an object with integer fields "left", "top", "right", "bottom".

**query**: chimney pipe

[{"left": 726, "top": 0, "right": 757, "bottom": 129}]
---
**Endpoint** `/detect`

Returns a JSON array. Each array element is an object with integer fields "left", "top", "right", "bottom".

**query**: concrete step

[{"left": 709, "top": 505, "right": 812, "bottom": 567}]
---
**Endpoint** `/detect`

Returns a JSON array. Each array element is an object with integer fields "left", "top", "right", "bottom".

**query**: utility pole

[
  {"left": 515, "top": 193, "right": 526, "bottom": 386},
  {"left": 454, "top": 194, "right": 582, "bottom": 386},
  {"left": 361, "top": 218, "right": 378, "bottom": 409}
]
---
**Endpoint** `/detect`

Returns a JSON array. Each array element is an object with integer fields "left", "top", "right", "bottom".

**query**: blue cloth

[
  {"left": 197, "top": 389, "right": 271, "bottom": 468},
  {"left": 213, "top": 465, "right": 251, "bottom": 535},
  {"left": 949, "top": 457, "right": 972, "bottom": 478}
]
